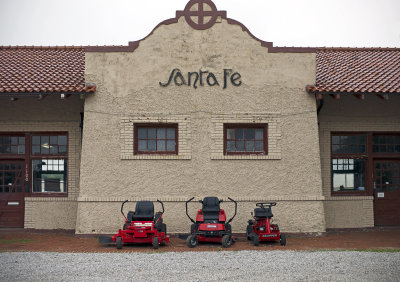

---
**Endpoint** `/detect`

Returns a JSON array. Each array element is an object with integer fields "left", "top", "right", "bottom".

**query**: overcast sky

[{"left": 0, "top": 0, "right": 399, "bottom": 47}]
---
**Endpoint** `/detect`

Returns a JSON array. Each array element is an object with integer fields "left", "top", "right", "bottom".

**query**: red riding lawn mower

[
  {"left": 185, "top": 196, "right": 237, "bottom": 248},
  {"left": 99, "top": 200, "right": 169, "bottom": 249},
  {"left": 246, "top": 202, "right": 286, "bottom": 246}
]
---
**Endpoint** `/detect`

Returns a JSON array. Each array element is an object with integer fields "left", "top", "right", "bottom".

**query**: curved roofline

[{"left": 85, "top": 3, "right": 316, "bottom": 53}]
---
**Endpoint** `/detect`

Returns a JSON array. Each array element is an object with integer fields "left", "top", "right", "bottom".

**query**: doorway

[
  {"left": 0, "top": 161, "right": 25, "bottom": 227},
  {"left": 373, "top": 160, "right": 400, "bottom": 225}
]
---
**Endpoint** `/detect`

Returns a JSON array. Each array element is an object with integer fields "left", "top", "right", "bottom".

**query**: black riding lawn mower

[{"left": 185, "top": 196, "right": 237, "bottom": 248}]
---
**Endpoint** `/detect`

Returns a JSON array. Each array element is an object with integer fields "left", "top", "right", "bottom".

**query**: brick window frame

[
  {"left": 223, "top": 124, "right": 268, "bottom": 155},
  {"left": 134, "top": 124, "right": 178, "bottom": 155}
]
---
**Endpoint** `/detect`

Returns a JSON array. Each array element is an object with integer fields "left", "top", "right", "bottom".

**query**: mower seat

[
  {"left": 254, "top": 207, "right": 273, "bottom": 218},
  {"left": 202, "top": 197, "right": 221, "bottom": 221},
  {"left": 131, "top": 201, "right": 154, "bottom": 221}
]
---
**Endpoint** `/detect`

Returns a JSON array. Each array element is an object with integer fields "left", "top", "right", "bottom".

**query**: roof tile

[
  {"left": 307, "top": 48, "right": 400, "bottom": 94},
  {"left": 0, "top": 46, "right": 95, "bottom": 94}
]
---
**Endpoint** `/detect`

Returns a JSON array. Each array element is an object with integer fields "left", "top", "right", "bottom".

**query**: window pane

[
  {"left": 236, "top": 141, "right": 244, "bottom": 151},
  {"left": 138, "top": 128, "right": 147, "bottom": 139},
  {"left": 19, "top": 137, "right": 25, "bottom": 144},
  {"left": 58, "top": 136, "right": 67, "bottom": 145},
  {"left": 255, "top": 129, "right": 264, "bottom": 140},
  {"left": 18, "top": 145, "right": 25, "bottom": 154},
  {"left": 245, "top": 141, "right": 254, "bottom": 152},
  {"left": 50, "top": 136, "right": 58, "bottom": 145},
  {"left": 332, "top": 136, "right": 340, "bottom": 145},
  {"left": 255, "top": 141, "right": 264, "bottom": 152},
  {"left": 167, "top": 128, "right": 175, "bottom": 139},
  {"left": 41, "top": 146, "right": 49, "bottom": 155},
  {"left": 11, "top": 137, "right": 18, "bottom": 145},
  {"left": 166, "top": 141, "right": 175, "bottom": 151},
  {"left": 332, "top": 145, "right": 340, "bottom": 154},
  {"left": 138, "top": 140, "right": 147, "bottom": 151},
  {"left": 227, "top": 129, "right": 235, "bottom": 139},
  {"left": 32, "top": 145, "right": 40, "bottom": 155},
  {"left": 41, "top": 136, "right": 49, "bottom": 145},
  {"left": 226, "top": 141, "right": 235, "bottom": 152},
  {"left": 50, "top": 146, "right": 58, "bottom": 154},
  {"left": 245, "top": 128, "right": 255, "bottom": 140},
  {"left": 157, "top": 140, "right": 166, "bottom": 151},
  {"left": 59, "top": 146, "right": 67, "bottom": 154},
  {"left": 148, "top": 140, "right": 156, "bottom": 151},
  {"left": 235, "top": 129, "right": 244, "bottom": 140},
  {"left": 32, "top": 136, "right": 40, "bottom": 145},
  {"left": 157, "top": 128, "right": 166, "bottom": 139},
  {"left": 148, "top": 128, "right": 156, "bottom": 139}
]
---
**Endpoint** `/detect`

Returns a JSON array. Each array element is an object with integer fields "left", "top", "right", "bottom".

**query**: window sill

[
  {"left": 331, "top": 191, "right": 370, "bottom": 197},
  {"left": 211, "top": 153, "right": 281, "bottom": 160},
  {"left": 29, "top": 193, "right": 68, "bottom": 198},
  {"left": 121, "top": 154, "right": 191, "bottom": 160}
]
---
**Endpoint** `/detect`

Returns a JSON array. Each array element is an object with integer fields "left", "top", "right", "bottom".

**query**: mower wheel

[
  {"left": 246, "top": 225, "right": 253, "bottom": 240},
  {"left": 280, "top": 234, "right": 286, "bottom": 246},
  {"left": 225, "top": 224, "right": 232, "bottom": 233},
  {"left": 252, "top": 235, "right": 259, "bottom": 246},
  {"left": 222, "top": 235, "right": 232, "bottom": 248},
  {"left": 116, "top": 237, "right": 123, "bottom": 249},
  {"left": 186, "top": 235, "right": 198, "bottom": 248},
  {"left": 153, "top": 237, "right": 159, "bottom": 249}
]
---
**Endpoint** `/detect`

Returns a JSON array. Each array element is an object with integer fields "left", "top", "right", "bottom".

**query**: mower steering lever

[
  {"left": 226, "top": 197, "right": 237, "bottom": 224},
  {"left": 121, "top": 200, "right": 129, "bottom": 220},
  {"left": 186, "top": 197, "right": 196, "bottom": 223},
  {"left": 157, "top": 199, "right": 165, "bottom": 214}
]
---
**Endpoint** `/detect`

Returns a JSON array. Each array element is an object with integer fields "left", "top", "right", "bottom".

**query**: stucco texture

[{"left": 77, "top": 17, "right": 325, "bottom": 234}]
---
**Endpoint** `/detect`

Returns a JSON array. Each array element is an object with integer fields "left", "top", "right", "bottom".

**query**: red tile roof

[
  {"left": 306, "top": 48, "right": 400, "bottom": 94},
  {"left": 0, "top": 46, "right": 95, "bottom": 94}
]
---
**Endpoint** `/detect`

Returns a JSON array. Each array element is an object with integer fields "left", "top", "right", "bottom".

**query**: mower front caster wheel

[
  {"left": 222, "top": 235, "right": 232, "bottom": 248},
  {"left": 186, "top": 235, "right": 198, "bottom": 248},
  {"left": 153, "top": 237, "right": 159, "bottom": 249},
  {"left": 116, "top": 237, "right": 123, "bottom": 250},
  {"left": 280, "top": 234, "right": 286, "bottom": 246}
]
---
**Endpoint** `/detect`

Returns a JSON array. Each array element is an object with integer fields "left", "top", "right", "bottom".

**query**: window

[
  {"left": 372, "top": 135, "right": 400, "bottom": 153},
  {"left": 332, "top": 159, "right": 366, "bottom": 191},
  {"left": 134, "top": 124, "right": 177, "bottom": 154},
  {"left": 224, "top": 124, "right": 267, "bottom": 155},
  {"left": 331, "top": 134, "right": 367, "bottom": 194},
  {"left": 32, "top": 134, "right": 68, "bottom": 193},
  {"left": 32, "top": 135, "right": 67, "bottom": 155},
  {"left": 0, "top": 135, "right": 25, "bottom": 155}
]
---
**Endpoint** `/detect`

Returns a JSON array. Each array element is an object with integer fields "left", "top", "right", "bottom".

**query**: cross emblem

[{"left": 179, "top": 0, "right": 225, "bottom": 30}]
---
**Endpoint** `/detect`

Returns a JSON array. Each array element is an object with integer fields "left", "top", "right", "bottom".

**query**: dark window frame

[
  {"left": 0, "top": 132, "right": 69, "bottom": 197},
  {"left": 331, "top": 132, "right": 368, "bottom": 196},
  {"left": 30, "top": 133, "right": 68, "bottom": 197},
  {"left": 223, "top": 124, "right": 268, "bottom": 155},
  {"left": 134, "top": 124, "right": 178, "bottom": 155}
]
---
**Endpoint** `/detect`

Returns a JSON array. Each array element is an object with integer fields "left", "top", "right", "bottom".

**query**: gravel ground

[{"left": 1, "top": 251, "right": 399, "bottom": 282}]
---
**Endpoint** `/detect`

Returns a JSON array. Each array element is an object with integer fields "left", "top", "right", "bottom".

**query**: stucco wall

[
  {"left": 319, "top": 95, "right": 400, "bottom": 228},
  {"left": 0, "top": 96, "right": 83, "bottom": 230},
  {"left": 78, "top": 17, "right": 325, "bottom": 234}
]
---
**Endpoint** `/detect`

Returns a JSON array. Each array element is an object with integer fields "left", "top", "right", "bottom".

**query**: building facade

[{"left": 1, "top": 0, "right": 399, "bottom": 234}]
